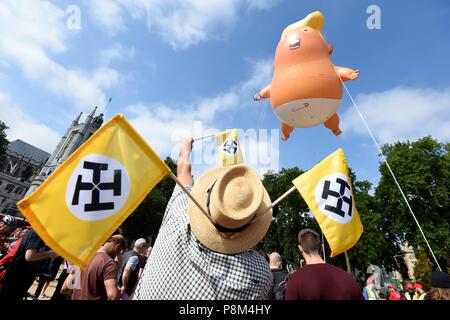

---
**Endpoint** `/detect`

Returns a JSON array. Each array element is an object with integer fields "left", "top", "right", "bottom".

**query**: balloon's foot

[{"left": 333, "top": 129, "right": 342, "bottom": 136}]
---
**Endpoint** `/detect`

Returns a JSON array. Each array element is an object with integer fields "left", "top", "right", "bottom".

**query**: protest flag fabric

[
  {"left": 292, "top": 148, "right": 363, "bottom": 257},
  {"left": 215, "top": 129, "right": 244, "bottom": 166},
  {"left": 17, "top": 114, "right": 170, "bottom": 268}
]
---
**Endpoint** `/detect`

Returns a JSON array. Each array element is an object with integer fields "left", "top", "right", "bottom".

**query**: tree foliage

[
  {"left": 376, "top": 137, "right": 450, "bottom": 270},
  {"left": 347, "top": 170, "right": 398, "bottom": 273},
  {"left": 258, "top": 165, "right": 396, "bottom": 274},
  {"left": 414, "top": 247, "right": 433, "bottom": 290},
  {"left": 259, "top": 167, "right": 313, "bottom": 267},
  {"left": 119, "top": 136, "right": 449, "bottom": 277},
  {"left": 121, "top": 157, "right": 176, "bottom": 246}
]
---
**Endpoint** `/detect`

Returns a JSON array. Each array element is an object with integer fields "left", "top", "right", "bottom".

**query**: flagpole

[
  {"left": 344, "top": 251, "right": 352, "bottom": 275},
  {"left": 167, "top": 171, "right": 214, "bottom": 224},
  {"left": 321, "top": 231, "right": 326, "bottom": 262},
  {"left": 262, "top": 186, "right": 297, "bottom": 215},
  {"left": 193, "top": 134, "right": 215, "bottom": 142}
]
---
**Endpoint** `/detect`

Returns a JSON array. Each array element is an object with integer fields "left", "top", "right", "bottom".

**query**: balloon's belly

[{"left": 273, "top": 98, "right": 341, "bottom": 128}]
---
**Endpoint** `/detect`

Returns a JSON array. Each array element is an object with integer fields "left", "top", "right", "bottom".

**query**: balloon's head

[
  {"left": 274, "top": 11, "right": 331, "bottom": 67},
  {"left": 281, "top": 11, "right": 326, "bottom": 42},
  {"left": 276, "top": 28, "right": 330, "bottom": 67}
]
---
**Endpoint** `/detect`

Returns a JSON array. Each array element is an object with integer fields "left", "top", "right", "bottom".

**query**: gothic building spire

[
  {"left": 85, "top": 106, "right": 98, "bottom": 124},
  {"left": 74, "top": 112, "right": 83, "bottom": 124},
  {"left": 26, "top": 107, "right": 103, "bottom": 196}
]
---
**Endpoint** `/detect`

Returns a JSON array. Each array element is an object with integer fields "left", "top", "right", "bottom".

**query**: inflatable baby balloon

[{"left": 254, "top": 11, "right": 359, "bottom": 141}]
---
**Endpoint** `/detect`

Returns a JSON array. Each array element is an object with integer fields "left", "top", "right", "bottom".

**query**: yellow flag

[
  {"left": 17, "top": 114, "right": 170, "bottom": 268},
  {"left": 292, "top": 148, "right": 363, "bottom": 257},
  {"left": 215, "top": 129, "right": 244, "bottom": 166}
]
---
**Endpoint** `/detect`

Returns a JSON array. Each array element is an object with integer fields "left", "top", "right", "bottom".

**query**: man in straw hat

[{"left": 133, "top": 138, "right": 273, "bottom": 299}]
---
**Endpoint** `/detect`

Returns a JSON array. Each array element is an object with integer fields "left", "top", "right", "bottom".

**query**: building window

[
  {"left": 14, "top": 187, "right": 23, "bottom": 195},
  {"left": 21, "top": 166, "right": 35, "bottom": 180},
  {"left": 5, "top": 184, "right": 15, "bottom": 193}
]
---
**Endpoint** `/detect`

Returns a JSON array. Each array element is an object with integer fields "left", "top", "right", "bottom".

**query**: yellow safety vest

[
  {"left": 413, "top": 293, "right": 427, "bottom": 300},
  {"left": 366, "top": 287, "right": 379, "bottom": 300}
]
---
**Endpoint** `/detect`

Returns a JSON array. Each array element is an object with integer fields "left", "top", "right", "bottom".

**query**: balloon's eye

[
  {"left": 289, "top": 36, "right": 300, "bottom": 49},
  {"left": 304, "top": 29, "right": 308, "bottom": 32}
]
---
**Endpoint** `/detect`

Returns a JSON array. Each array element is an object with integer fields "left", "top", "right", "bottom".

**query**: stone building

[
  {"left": 26, "top": 107, "right": 103, "bottom": 196},
  {"left": 0, "top": 140, "right": 50, "bottom": 214},
  {"left": 0, "top": 107, "right": 103, "bottom": 215}
]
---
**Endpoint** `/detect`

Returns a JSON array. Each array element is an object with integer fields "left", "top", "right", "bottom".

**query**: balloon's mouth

[{"left": 289, "top": 36, "right": 301, "bottom": 50}]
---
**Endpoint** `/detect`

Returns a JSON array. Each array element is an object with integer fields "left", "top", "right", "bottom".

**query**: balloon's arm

[
  {"left": 253, "top": 84, "right": 271, "bottom": 101},
  {"left": 335, "top": 66, "right": 360, "bottom": 82}
]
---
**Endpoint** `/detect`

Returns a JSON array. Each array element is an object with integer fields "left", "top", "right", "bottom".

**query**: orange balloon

[{"left": 254, "top": 11, "right": 359, "bottom": 141}]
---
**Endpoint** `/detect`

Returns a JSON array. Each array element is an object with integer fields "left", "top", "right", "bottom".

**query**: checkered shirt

[{"left": 133, "top": 185, "right": 272, "bottom": 300}]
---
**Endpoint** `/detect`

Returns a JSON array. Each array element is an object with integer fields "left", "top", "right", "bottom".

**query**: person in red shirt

[
  {"left": 0, "top": 236, "right": 24, "bottom": 285},
  {"left": 388, "top": 284, "right": 402, "bottom": 300},
  {"left": 285, "top": 229, "right": 363, "bottom": 300},
  {"left": 404, "top": 282, "right": 415, "bottom": 300}
]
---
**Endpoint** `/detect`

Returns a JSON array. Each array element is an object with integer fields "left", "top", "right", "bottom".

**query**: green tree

[
  {"left": 347, "top": 170, "right": 398, "bottom": 273},
  {"left": 258, "top": 166, "right": 396, "bottom": 272},
  {"left": 375, "top": 136, "right": 450, "bottom": 270},
  {"left": 121, "top": 157, "right": 176, "bottom": 245},
  {"left": 414, "top": 247, "right": 433, "bottom": 290},
  {"left": 259, "top": 167, "right": 313, "bottom": 266},
  {"left": 0, "top": 120, "right": 9, "bottom": 160}
]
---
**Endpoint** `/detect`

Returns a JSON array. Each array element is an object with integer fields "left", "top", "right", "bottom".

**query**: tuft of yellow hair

[{"left": 281, "top": 11, "right": 326, "bottom": 41}]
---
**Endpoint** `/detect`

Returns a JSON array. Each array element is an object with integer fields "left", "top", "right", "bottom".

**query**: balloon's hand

[
  {"left": 254, "top": 85, "right": 271, "bottom": 100},
  {"left": 253, "top": 94, "right": 262, "bottom": 101},
  {"left": 350, "top": 69, "right": 360, "bottom": 80}
]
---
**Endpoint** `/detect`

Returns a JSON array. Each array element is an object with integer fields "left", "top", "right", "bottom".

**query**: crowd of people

[
  {"left": 0, "top": 216, "right": 153, "bottom": 301},
  {"left": 362, "top": 274, "right": 434, "bottom": 300},
  {"left": 0, "top": 138, "right": 449, "bottom": 301}
]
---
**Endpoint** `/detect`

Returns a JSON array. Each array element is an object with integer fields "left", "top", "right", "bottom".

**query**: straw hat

[{"left": 188, "top": 165, "right": 273, "bottom": 254}]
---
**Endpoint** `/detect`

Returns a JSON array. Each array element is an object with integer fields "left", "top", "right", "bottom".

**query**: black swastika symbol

[
  {"left": 321, "top": 178, "right": 353, "bottom": 218},
  {"left": 72, "top": 161, "right": 122, "bottom": 212},
  {"left": 222, "top": 140, "right": 238, "bottom": 155}
]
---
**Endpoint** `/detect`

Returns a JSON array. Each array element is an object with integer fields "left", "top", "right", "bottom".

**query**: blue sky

[{"left": 0, "top": 0, "right": 449, "bottom": 187}]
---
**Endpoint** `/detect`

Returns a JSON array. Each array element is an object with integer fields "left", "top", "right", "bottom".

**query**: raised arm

[{"left": 177, "top": 137, "right": 194, "bottom": 188}]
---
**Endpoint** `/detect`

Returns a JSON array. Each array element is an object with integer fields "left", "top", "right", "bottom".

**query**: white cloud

[
  {"left": 88, "top": 0, "right": 278, "bottom": 49},
  {"left": 126, "top": 91, "right": 240, "bottom": 157},
  {"left": 245, "top": 0, "right": 279, "bottom": 10},
  {"left": 240, "top": 129, "right": 280, "bottom": 176},
  {"left": 87, "top": 0, "right": 125, "bottom": 35},
  {"left": 342, "top": 87, "right": 450, "bottom": 144},
  {"left": 0, "top": 0, "right": 120, "bottom": 110},
  {"left": 99, "top": 43, "right": 135, "bottom": 66},
  {"left": 0, "top": 93, "right": 60, "bottom": 153},
  {"left": 126, "top": 59, "right": 274, "bottom": 174}
]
